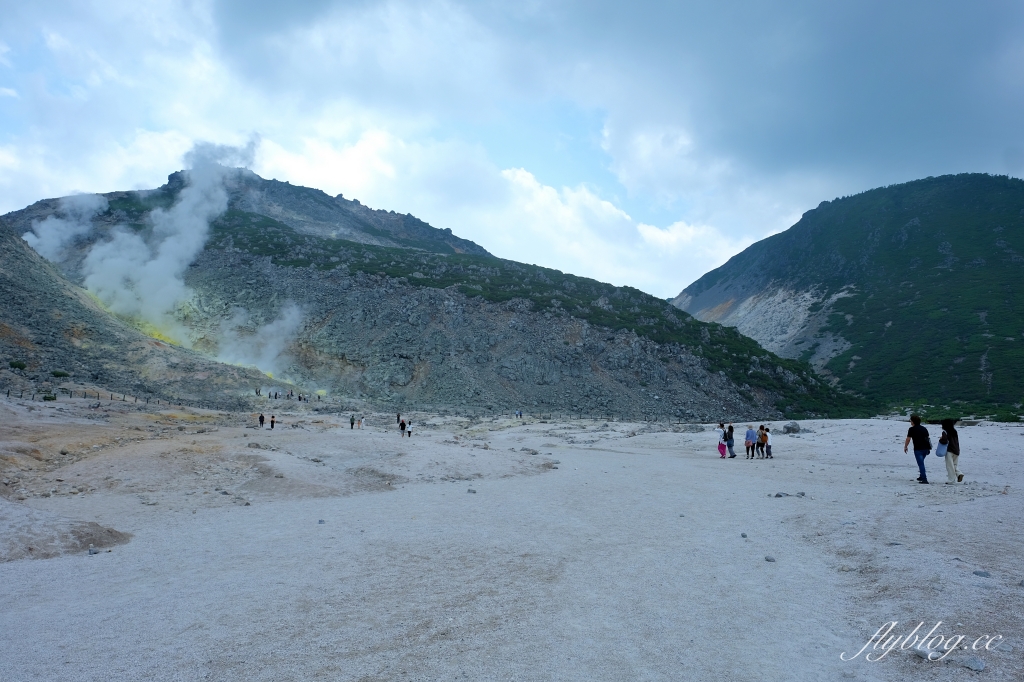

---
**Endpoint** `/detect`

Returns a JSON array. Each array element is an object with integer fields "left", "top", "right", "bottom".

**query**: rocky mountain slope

[
  {"left": 2, "top": 168, "right": 859, "bottom": 419},
  {"left": 672, "top": 173, "right": 1024, "bottom": 407}
]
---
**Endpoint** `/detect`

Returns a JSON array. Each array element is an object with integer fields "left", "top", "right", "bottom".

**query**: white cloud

[{"left": 0, "top": 87, "right": 17, "bottom": 98}]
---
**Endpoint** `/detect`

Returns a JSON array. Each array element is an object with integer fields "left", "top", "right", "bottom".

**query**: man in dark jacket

[{"left": 903, "top": 414, "right": 931, "bottom": 483}]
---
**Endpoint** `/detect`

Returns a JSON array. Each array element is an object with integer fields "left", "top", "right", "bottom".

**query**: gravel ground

[{"left": 1, "top": 400, "right": 1021, "bottom": 681}]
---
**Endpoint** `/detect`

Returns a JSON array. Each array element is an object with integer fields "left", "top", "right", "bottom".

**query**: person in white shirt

[
  {"left": 765, "top": 427, "right": 773, "bottom": 459},
  {"left": 406, "top": 421, "right": 413, "bottom": 437}
]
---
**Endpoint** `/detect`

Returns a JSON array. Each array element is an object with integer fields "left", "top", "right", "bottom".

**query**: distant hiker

[
  {"left": 357, "top": 417, "right": 363, "bottom": 429},
  {"left": 400, "top": 419, "right": 406, "bottom": 436},
  {"left": 903, "top": 414, "right": 931, "bottom": 484},
  {"left": 744, "top": 425, "right": 756, "bottom": 459},
  {"left": 765, "top": 427, "right": 773, "bottom": 458},
  {"left": 716, "top": 423, "right": 727, "bottom": 458},
  {"left": 259, "top": 413, "right": 265, "bottom": 428},
  {"left": 406, "top": 421, "right": 413, "bottom": 437},
  {"left": 270, "top": 415, "right": 276, "bottom": 430},
  {"left": 940, "top": 418, "right": 962, "bottom": 484},
  {"left": 397, "top": 413, "right": 401, "bottom": 425},
  {"left": 726, "top": 423, "right": 736, "bottom": 458},
  {"left": 350, "top": 415, "right": 355, "bottom": 429},
  {"left": 756, "top": 425, "right": 767, "bottom": 458}
]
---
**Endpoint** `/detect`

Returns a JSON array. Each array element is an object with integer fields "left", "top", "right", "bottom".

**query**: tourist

[
  {"left": 406, "top": 420, "right": 413, "bottom": 437},
  {"left": 716, "top": 423, "right": 727, "bottom": 458},
  {"left": 755, "top": 425, "right": 766, "bottom": 458},
  {"left": 397, "top": 413, "right": 401, "bottom": 425},
  {"left": 357, "top": 417, "right": 363, "bottom": 429},
  {"left": 744, "top": 425, "right": 756, "bottom": 459},
  {"left": 940, "top": 418, "right": 962, "bottom": 484},
  {"left": 270, "top": 415, "right": 276, "bottom": 430},
  {"left": 903, "top": 414, "right": 931, "bottom": 484},
  {"left": 764, "top": 427, "right": 773, "bottom": 458},
  {"left": 259, "top": 413, "right": 265, "bottom": 429},
  {"left": 350, "top": 414, "right": 355, "bottom": 429},
  {"left": 400, "top": 419, "right": 406, "bottom": 436},
  {"left": 726, "top": 423, "right": 737, "bottom": 458}
]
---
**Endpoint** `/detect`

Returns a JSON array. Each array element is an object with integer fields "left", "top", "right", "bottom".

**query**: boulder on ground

[{"left": 783, "top": 421, "right": 800, "bottom": 434}]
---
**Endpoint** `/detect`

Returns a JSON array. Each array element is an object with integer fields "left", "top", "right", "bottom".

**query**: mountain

[
  {"left": 672, "top": 173, "right": 1024, "bottom": 408},
  {"left": 2, "top": 168, "right": 859, "bottom": 419}
]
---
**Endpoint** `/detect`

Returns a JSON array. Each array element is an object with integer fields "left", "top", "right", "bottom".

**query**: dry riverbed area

[{"left": 1, "top": 398, "right": 1021, "bottom": 680}]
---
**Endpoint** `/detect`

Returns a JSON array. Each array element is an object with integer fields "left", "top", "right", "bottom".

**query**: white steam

[
  {"left": 82, "top": 140, "right": 258, "bottom": 333},
  {"left": 22, "top": 193, "right": 108, "bottom": 261},
  {"left": 216, "top": 302, "right": 304, "bottom": 377}
]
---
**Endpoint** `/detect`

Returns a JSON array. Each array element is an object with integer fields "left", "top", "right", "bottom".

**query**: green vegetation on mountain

[
  {"left": 208, "top": 210, "right": 863, "bottom": 417},
  {"left": 690, "top": 174, "right": 1024, "bottom": 409}
]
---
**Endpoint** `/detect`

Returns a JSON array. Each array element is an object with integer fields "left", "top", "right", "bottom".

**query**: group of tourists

[
  {"left": 397, "top": 413, "right": 414, "bottom": 437},
  {"left": 258, "top": 413, "right": 275, "bottom": 429},
  {"left": 905, "top": 415, "right": 963, "bottom": 485},
  {"left": 715, "top": 423, "right": 772, "bottom": 459}
]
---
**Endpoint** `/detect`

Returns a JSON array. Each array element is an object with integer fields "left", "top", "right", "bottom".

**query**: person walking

[
  {"left": 726, "top": 423, "right": 737, "bottom": 458},
  {"left": 903, "top": 414, "right": 931, "bottom": 484},
  {"left": 716, "top": 423, "right": 727, "bottom": 458},
  {"left": 350, "top": 414, "right": 355, "bottom": 429},
  {"left": 270, "top": 415, "right": 276, "bottom": 430},
  {"left": 940, "top": 418, "right": 962, "bottom": 484},
  {"left": 406, "top": 420, "right": 413, "bottom": 438},
  {"left": 357, "top": 417, "right": 363, "bottom": 429},
  {"left": 397, "top": 413, "right": 401, "bottom": 425},
  {"left": 755, "top": 425, "right": 767, "bottom": 458},
  {"left": 765, "top": 427, "right": 773, "bottom": 458},
  {"left": 259, "top": 413, "right": 265, "bottom": 429},
  {"left": 744, "top": 425, "right": 756, "bottom": 459},
  {"left": 400, "top": 419, "right": 406, "bottom": 436}
]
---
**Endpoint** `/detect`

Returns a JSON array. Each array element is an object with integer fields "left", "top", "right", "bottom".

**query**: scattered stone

[
  {"left": 679, "top": 514, "right": 685, "bottom": 517},
  {"left": 783, "top": 421, "right": 800, "bottom": 434},
  {"left": 274, "top": 474, "right": 284, "bottom": 478},
  {"left": 244, "top": 502, "right": 250, "bottom": 506},
  {"left": 467, "top": 488, "right": 477, "bottom": 494},
  {"left": 796, "top": 492, "right": 806, "bottom": 497},
  {"left": 765, "top": 556, "right": 776, "bottom": 562},
  {"left": 247, "top": 442, "right": 261, "bottom": 449},
  {"left": 960, "top": 655, "right": 985, "bottom": 671},
  {"left": 914, "top": 647, "right": 939, "bottom": 660},
  {"left": 311, "top": 458, "right": 323, "bottom": 463},
  {"left": 59, "top": 448, "right": 68, "bottom": 455},
  {"left": 741, "top": 533, "right": 747, "bottom": 538},
  {"left": 973, "top": 570, "right": 991, "bottom": 578},
  {"left": 87, "top": 544, "right": 98, "bottom": 555},
  {"left": 775, "top": 492, "right": 789, "bottom": 497},
  {"left": 318, "top": 520, "right": 325, "bottom": 524},
  {"left": 220, "top": 490, "right": 230, "bottom": 495},
  {"left": 178, "top": 426, "right": 185, "bottom": 431}
]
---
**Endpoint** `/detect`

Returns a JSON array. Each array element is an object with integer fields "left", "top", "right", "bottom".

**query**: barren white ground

[{"left": 1, "top": 398, "right": 1021, "bottom": 681}]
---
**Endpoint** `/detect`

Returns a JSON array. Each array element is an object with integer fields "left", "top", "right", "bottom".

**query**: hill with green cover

[{"left": 673, "top": 173, "right": 1024, "bottom": 411}]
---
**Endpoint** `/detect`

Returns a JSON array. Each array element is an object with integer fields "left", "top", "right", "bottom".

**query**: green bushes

[
  {"left": 51, "top": 370, "right": 70, "bottom": 378},
  {"left": 9, "top": 360, "right": 26, "bottom": 370}
]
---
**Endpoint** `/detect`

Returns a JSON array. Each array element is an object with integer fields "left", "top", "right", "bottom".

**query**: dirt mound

[{"left": 0, "top": 498, "right": 131, "bottom": 562}]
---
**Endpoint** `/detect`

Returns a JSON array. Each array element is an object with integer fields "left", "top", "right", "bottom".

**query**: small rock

[
  {"left": 311, "top": 458, "right": 322, "bottom": 463},
  {"left": 467, "top": 488, "right": 476, "bottom": 494},
  {"left": 973, "top": 570, "right": 991, "bottom": 578},
  {"left": 318, "top": 520, "right": 325, "bottom": 524},
  {"left": 741, "top": 533, "right": 747, "bottom": 538},
  {"left": 247, "top": 442, "right": 261, "bottom": 449},
  {"left": 88, "top": 544, "right": 98, "bottom": 555},
  {"left": 59, "top": 448, "right": 68, "bottom": 455},
  {"left": 244, "top": 502, "right": 250, "bottom": 506},
  {"left": 775, "top": 492, "right": 789, "bottom": 497},
  {"left": 783, "top": 421, "right": 800, "bottom": 434},
  {"left": 679, "top": 514, "right": 685, "bottom": 517},
  {"left": 765, "top": 556, "right": 776, "bottom": 562},
  {"left": 551, "top": 466, "right": 558, "bottom": 469},
  {"left": 960, "top": 655, "right": 985, "bottom": 671},
  {"left": 178, "top": 426, "right": 185, "bottom": 431},
  {"left": 914, "top": 647, "right": 939, "bottom": 660},
  {"left": 220, "top": 490, "right": 230, "bottom": 495},
  {"left": 796, "top": 492, "right": 806, "bottom": 497}
]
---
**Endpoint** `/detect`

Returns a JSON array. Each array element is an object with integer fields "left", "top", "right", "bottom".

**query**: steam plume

[
  {"left": 216, "top": 303, "right": 304, "bottom": 377},
  {"left": 81, "top": 139, "right": 258, "bottom": 337},
  {"left": 22, "top": 193, "right": 108, "bottom": 261}
]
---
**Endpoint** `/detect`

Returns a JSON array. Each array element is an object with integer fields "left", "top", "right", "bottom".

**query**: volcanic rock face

[
  {"left": 181, "top": 247, "right": 762, "bottom": 420},
  {"left": 2, "top": 168, "right": 849, "bottom": 418}
]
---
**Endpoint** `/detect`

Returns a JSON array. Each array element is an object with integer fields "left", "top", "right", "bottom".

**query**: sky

[{"left": 2, "top": 1, "right": 1023, "bottom": 298}]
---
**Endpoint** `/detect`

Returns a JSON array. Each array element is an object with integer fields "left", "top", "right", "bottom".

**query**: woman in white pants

[{"left": 939, "top": 418, "right": 962, "bottom": 484}]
